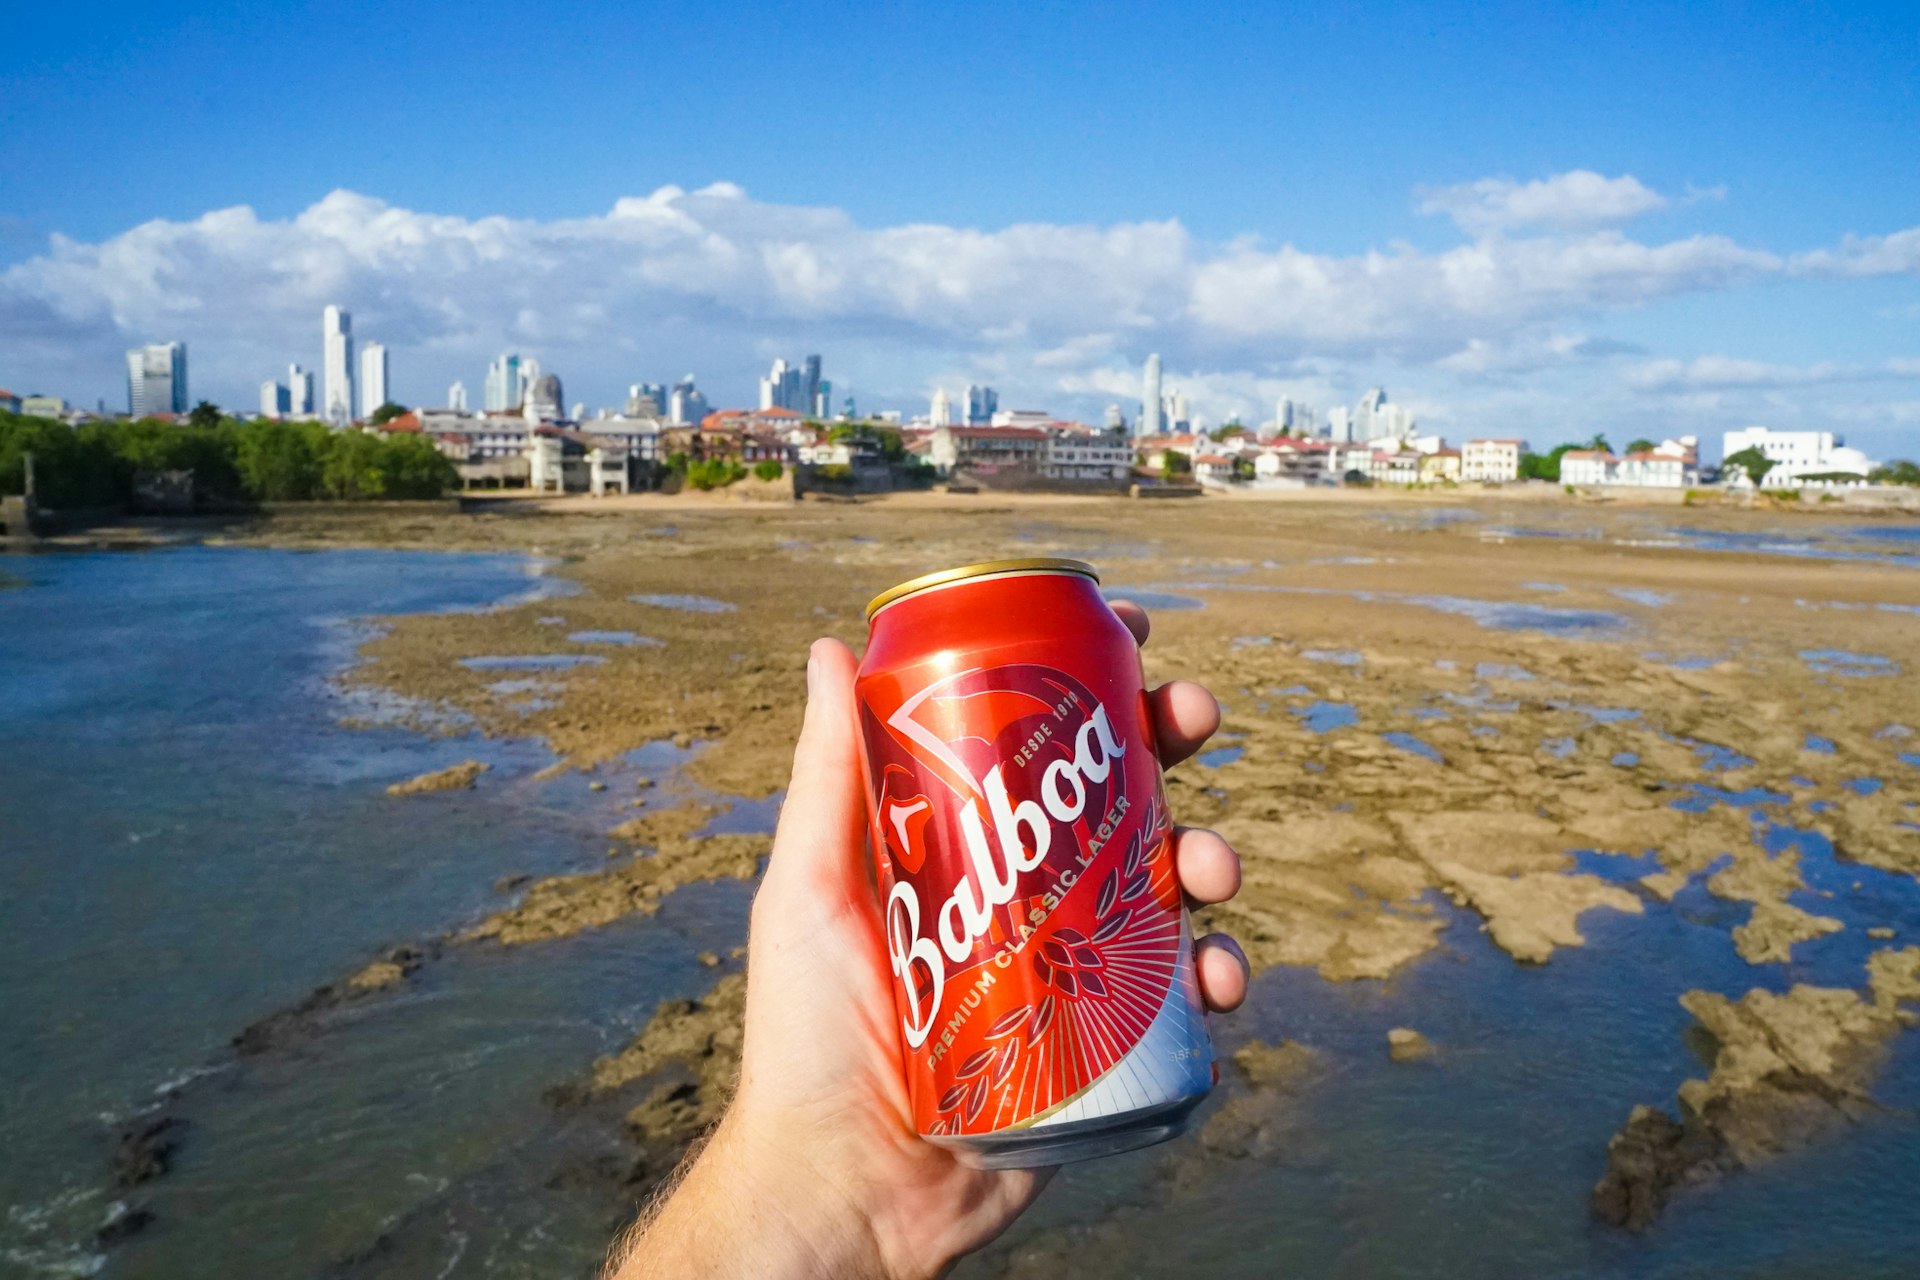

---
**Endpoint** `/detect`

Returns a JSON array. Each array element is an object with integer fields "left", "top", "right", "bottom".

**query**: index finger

[{"left": 1109, "top": 599, "right": 1151, "bottom": 648}]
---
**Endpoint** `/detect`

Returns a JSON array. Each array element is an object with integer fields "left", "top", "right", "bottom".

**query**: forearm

[{"left": 608, "top": 1114, "right": 891, "bottom": 1280}]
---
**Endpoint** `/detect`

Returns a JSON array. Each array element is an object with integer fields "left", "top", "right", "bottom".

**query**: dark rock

[
  {"left": 112, "top": 1116, "right": 185, "bottom": 1188},
  {"left": 1590, "top": 1105, "right": 1727, "bottom": 1231},
  {"left": 96, "top": 1200, "right": 154, "bottom": 1245}
]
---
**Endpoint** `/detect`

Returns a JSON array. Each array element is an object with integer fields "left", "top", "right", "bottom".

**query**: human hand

[{"left": 611, "top": 602, "right": 1250, "bottom": 1280}]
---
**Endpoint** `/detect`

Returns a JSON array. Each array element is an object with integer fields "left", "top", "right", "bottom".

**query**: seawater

[{"left": 0, "top": 548, "right": 748, "bottom": 1279}]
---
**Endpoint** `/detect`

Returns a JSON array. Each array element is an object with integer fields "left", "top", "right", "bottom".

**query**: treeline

[{"left": 0, "top": 412, "right": 459, "bottom": 508}]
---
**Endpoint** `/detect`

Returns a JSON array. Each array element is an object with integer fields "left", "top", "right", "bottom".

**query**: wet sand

[{"left": 202, "top": 489, "right": 1920, "bottom": 1254}]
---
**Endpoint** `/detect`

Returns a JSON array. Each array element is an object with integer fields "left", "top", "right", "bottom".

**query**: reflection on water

[
  {"left": 1103, "top": 587, "right": 1205, "bottom": 612},
  {"left": 628, "top": 593, "right": 736, "bottom": 613},
  {"left": 458, "top": 654, "right": 607, "bottom": 671}
]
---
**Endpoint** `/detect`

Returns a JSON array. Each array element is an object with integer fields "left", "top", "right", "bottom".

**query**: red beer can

[{"left": 855, "top": 557, "right": 1215, "bottom": 1169}]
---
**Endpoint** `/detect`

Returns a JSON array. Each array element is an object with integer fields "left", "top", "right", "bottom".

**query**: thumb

[{"left": 765, "top": 637, "right": 868, "bottom": 893}]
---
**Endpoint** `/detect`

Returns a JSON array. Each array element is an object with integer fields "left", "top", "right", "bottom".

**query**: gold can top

[{"left": 865, "top": 557, "right": 1099, "bottom": 620}]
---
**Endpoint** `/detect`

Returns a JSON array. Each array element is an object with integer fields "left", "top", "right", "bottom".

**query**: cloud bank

[{"left": 2, "top": 172, "right": 1917, "bottom": 450}]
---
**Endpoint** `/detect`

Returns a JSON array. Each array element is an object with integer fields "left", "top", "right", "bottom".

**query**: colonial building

[{"left": 1461, "top": 438, "right": 1526, "bottom": 483}]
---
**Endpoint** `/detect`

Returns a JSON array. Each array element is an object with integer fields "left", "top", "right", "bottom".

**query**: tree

[
  {"left": 188, "top": 401, "right": 222, "bottom": 430},
  {"left": 1231, "top": 456, "right": 1255, "bottom": 481},
  {"left": 1160, "top": 452, "right": 1191, "bottom": 481},
  {"left": 1208, "top": 422, "right": 1249, "bottom": 443},
  {"left": 1869, "top": 460, "right": 1920, "bottom": 487},
  {"left": 369, "top": 402, "right": 409, "bottom": 426},
  {"left": 1723, "top": 446, "right": 1776, "bottom": 487},
  {"left": 1585, "top": 433, "right": 1612, "bottom": 454},
  {"left": 235, "top": 420, "right": 325, "bottom": 500},
  {"left": 1624, "top": 438, "right": 1657, "bottom": 455},
  {"left": 752, "top": 459, "right": 784, "bottom": 482},
  {"left": 1519, "top": 442, "right": 1585, "bottom": 482}
]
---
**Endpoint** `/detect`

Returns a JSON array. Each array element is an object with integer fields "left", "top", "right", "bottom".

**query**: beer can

[{"left": 854, "top": 557, "right": 1215, "bottom": 1169}]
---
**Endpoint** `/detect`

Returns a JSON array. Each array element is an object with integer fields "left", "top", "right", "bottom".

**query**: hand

[{"left": 611, "top": 603, "right": 1251, "bottom": 1280}]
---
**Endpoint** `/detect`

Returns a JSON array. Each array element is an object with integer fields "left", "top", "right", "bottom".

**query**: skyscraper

[
  {"left": 669, "top": 375, "right": 708, "bottom": 426},
  {"left": 930, "top": 386, "right": 951, "bottom": 427},
  {"left": 485, "top": 353, "right": 524, "bottom": 411},
  {"left": 759, "top": 355, "right": 826, "bottom": 414},
  {"left": 261, "top": 379, "right": 288, "bottom": 418},
  {"left": 816, "top": 380, "right": 832, "bottom": 420},
  {"left": 1140, "top": 354, "right": 1162, "bottom": 438},
  {"left": 323, "top": 306, "right": 354, "bottom": 426},
  {"left": 359, "top": 341, "right": 388, "bottom": 418},
  {"left": 126, "top": 341, "right": 188, "bottom": 416},
  {"left": 289, "top": 364, "right": 314, "bottom": 416},
  {"left": 524, "top": 373, "right": 563, "bottom": 423},
  {"left": 448, "top": 380, "right": 468, "bottom": 412},
  {"left": 1355, "top": 388, "right": 1386, "bottom": 442},
  {"left": 802, "top": 354, "right": 822, "bottom": 417},
  {"left": 965, "top": 384, "right": 998, "bottom": 425}
]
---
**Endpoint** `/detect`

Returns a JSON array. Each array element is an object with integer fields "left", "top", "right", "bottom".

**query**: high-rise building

[
  {"left": 1354, "top": 388, "right": 1386, "bottom": 442},
  {"left": 759, "top": 355, "right": 827, "bottom": 414},
  {"left": 288, "top": 364, "right": 314, "bottom": 416},
  {"left": 1327, "top": 406, "right": 1352, "bottom": 443},
  {"left": 485, "top": 353, "right": 525, "bottom": 411},
  {"left": 126, "top": 341, "right": 188, "bottom": 417},
  {"left": 965, "top": 384, "right": 998, "bottom": 425},
  {"left": 523, "top": 373, "right": 563, "bottom": 423},
  {"left": 1140, "top": 355, "right": 1162, "bottom": 438},
  {"left": 930, "top": 386, "right": 951, "bottom": 427},
  {"left": 322, "top": 306, "right": 354, "bottom": 425},
  {"left": 815, "top": 379, "right": 831, "bottom": 419},
  {"left": 669, "top": 375, "right": 708, "bottom": 426},
  {"left": 802, "top": 355, "right": 822, "bottom": 417},
  {"left": 261, "top": 380, "right": 289, "bottom": 418},
  {"left": 448, "top": 380, "right": 468, "bottom": 412},
  {"left": 1104, "top": 404, "right": 1125, "bottom": 430},
  {"left": 359, "top": 341, "right": 388, "bottom": 418}
]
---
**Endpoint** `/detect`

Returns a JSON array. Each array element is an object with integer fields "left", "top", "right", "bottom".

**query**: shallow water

[{"left": 0, "top": 548, "right": 735, "bottom": 1279}]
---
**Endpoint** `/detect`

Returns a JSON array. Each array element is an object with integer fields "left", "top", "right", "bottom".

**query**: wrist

[{"left": 616, "top": 1108, "right": 892, "bottom": 1280}]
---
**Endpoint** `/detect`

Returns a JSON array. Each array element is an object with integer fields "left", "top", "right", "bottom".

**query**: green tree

[
  {"left": 234, "top": 420, "right": 325, "bottom": 500},
  {"left": 1231, "top": 456, "right": 1255, "bottom": 481},
  {"left": 665, "top": 451, "right": 690, "bottom": 475},
  {"left": 188, "top": 401, "right": 222, "bottom": 431},
  {"left": 369, "top": 402, "right": 409, "bottom": 426},
  {"left": 1869, "top": 460, "right": 1920, "bottom": 487},
  {"left": 1160, "top": 452, "right": 1192, "bottom": 481},
  {"left": 1723, "top": 446, "right": 1776, "bottom": 487},
  {"left": 687, "top": 458, "right": 746, "bottom": 491},
  {"left": 752, "top": 459, "right": 785, "bottom": 482},
  {"left": 1519, "top": 442, "right": 1584, "bottom": 482},
  {"left": 1208, "top": 423, "right": 1250, "bottom": 443},
  {"left": 1624, "top": 438, "right": 1657, "bottom": 455}
]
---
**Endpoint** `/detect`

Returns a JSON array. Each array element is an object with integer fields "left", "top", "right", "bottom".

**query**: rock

[
  {"left": 1387, "top": 1028, "right": 1434, "bottom": 1062},
  {"left": 232, "top": 944, "right": 432, "bottom": 1054},
  {"left": 347, "top": 960, "right": 407, "bottom": 991},
  {"left": 1868, "top": 926, "right": 1896, "bottom": 940},
  {"left": 696, "top": 951, "right": 720, "bottom": 968},
  {"left": 1639, "top": 870, "right": 1690, "bottom": 901},
  {"left": 589, "top": 780, "right": 607, "bottom": 792},
  {"left": 1191, "top": 1040, "right": 1323, "bottom": 1163},
  {"left": 112, "top": 1116, "right": 184, "bottom": 1189},
  {"left": 1590, "top": 1105, "right": 1726, "bottom": 1231},
  {"left": 96, "top": 1200, "right": 155, "bottom": 1246},
  {"left": 1427, "top": 860, "right": 1643, "bottom": 963},
  {"left": 386, "top": 760, "right": 489, "bottom": 796},
  {"left": 1731, "top": 900, "right": 1844, "bottom": 964}
]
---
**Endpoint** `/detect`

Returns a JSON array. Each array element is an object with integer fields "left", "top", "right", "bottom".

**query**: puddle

[
  {"left": 1521, "top": 582, "right": 1567, "bottom": 593},
  {"left": 1876, "top": 725, "right": 1914, "bottom": 740},
  {"left": 1198, "top": 746, "right": 1245, "bottom": 768},
  {"left": 1805, "top": 735, "right": 1838, "bottom": 754},
  {"left": 1293, "top": 701, "right": 1359, "bottom": 734},
  {"left": 1302, "top": 648, "right": 1364, "bottom": 667},
  {"left": 1169, "top": 583, "right": 1628, "bottom": 635},
  {"left": 1799, "top": 649, "right": 1900, "bottom": 678},
  {"left": 1683, "top": 738, "right": 1756, "bottom": 772},
  {"left": 1644, "top": 651, "right": 1724, "bottom": 670},
  {"left": 1610, "top": 588, "right": 1674, "bottom": 608},
  {"left": 1541, "top": 737, "right": 1577, "bottom": 759},
  {"left": 1560, "top": 703, "right": 1641, "bottom": 725},
  {"left": 1410, "top": 708, "right": 1450, "bottom": 722},
  {"left": 1900, "top": 753, "right": 1920, "bottom": 769},
  {"left": 1231, "top": 636, "right": 1274, "bottom": 650},
  {"left": 1846, "top": 778, "right": 1886, "bottom": 796},
  {"left": 457, "top": 654, "right": 607, "bottom": 671},
  {"left": 535, "top": 616, "right": 566, "bottom": 626},
  {"left": 1382, "top": 732, "right": 1445, "bottom": 764},
  {"left": 628, "top": 593, "right": 736, "bottom": 613},
  {"left": 566, "top": 630, "right": 665, "bottom": 648},
  {"left": 1103, "top": 588, "right": 1204, "bottom": 612},
  {"left": 1611, "top": 751, "right": 1640, "bottom": 767},
  {"left": 485, "top": 679, "right": 556, "bottom": 695},
  {"left": 1474, "top": 662, "right": 1534, "bottom": 682}
]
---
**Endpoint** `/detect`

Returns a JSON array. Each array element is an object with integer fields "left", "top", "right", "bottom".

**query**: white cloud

[
  {"left": 2, "top": 175, "right": 1917, "bottom": 439},
  {"left": 1415, "top": 171, "right": 1668, "bottom": 235},
  {"left": 1627, "top": 355, "right": 1920, "bottom": 393}
]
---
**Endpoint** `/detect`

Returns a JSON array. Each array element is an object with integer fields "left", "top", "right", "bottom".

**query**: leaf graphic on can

[
  {"left": 984, "top": 1004, "right": 1030, "bottom": 1040},
  {"left": 1090, "top": 910, "right": 1129, "bottom": 943},
  {"left": 1071, "top": 945, "right": 1104, "bottom": 969},
  {"left": 1079, "top": 972, "right": 1109, "bottom": 998},
  {"left": 1026, "top": 995, "right": 1056, "bottom": 1044},
  {"left": 1123, "top": 830, "right": 1145, "bottom": 877},
  {"left": 936, "top": 1083, "right": 968, "bottom": 1113},
  {"left": 1121, "top": 871, "right": 1151, "bottom": 903},
  {"left": 955, "top": 1047, "right": 995, "bottom": 1080},
  {"left": 1040, "top": 938, "right": 1073, "bottom": 968},
  {"left": 1053, "top": 926, "right": 1088, "bottom": 945},
  {"left": 991, "top": 1040, "right": 1019, "bottom": 1087},
  {"left": 1095, "top": 869, "right": 1119, "bottom": 918},
  {"left": 965, "top": 1078, "right": 988, "bottom": 1124}
]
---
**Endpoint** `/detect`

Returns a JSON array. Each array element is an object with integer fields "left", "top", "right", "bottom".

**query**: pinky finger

[{"left": 1194, "top": 933, "right": 1250, "bottom": 1013}]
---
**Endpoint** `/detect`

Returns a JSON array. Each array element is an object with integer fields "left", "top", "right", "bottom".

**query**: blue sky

[{"left": 3, "top": 1, "right": 1917, "bottom": 456}]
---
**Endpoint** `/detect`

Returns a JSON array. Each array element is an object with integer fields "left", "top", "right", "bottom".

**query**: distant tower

[
  {"left": 126, "top": 342, "right": 188, "bottom": 417},
  {"left": 288, "top": 364, "right": 314, "bottom": 416},
  {"left": 1104, "top": 404, "right": 1125, "bottom": 430},
  {"left": 1356, "top": 387, "right": 1386, "bottom": 442},
  {"left": 358, "top": 341, "right": 388, "bottom": 418},
  {"left": 523, "top": 373, "right": 563, "bottom": 423},
  {"left": 930, "top": 386, "right": 951, "bottom": 427},
  {"left": 448, "top": 380, "right": 468, "bottom": 412},
  {"left": 1140, "top": 354, "right": 1163, "bottom": 438},
  {"left": 965, "top": 384, "right": 998, "bottom": 425},
  {"left": 261, "top": 379, "right": 288, "bottom": 419},
  {"left": 322, "top": 306, "right": 354, "bottom": 425},
  {"left": 485, "top": 353, "right": 523, "bottom": 411},
  {"left": 803, "top": 355, "right": 823, "bottom": 417}
]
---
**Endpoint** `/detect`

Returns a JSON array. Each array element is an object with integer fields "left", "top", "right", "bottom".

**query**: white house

[
  {"left": 1461, "top": 438, "right": 1526, "bottom": 483},
  {"left": 1721, "top": 426, "right": 1874, "bottom": 488}
]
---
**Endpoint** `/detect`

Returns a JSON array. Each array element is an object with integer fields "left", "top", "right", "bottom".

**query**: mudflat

[{"left": 217, "top": 489, "right": 1920, "bottom": 1250}]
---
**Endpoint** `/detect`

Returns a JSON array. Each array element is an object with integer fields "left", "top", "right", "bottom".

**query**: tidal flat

[{"left": 8, "top": 491, "right": 1920, "bottom": 1279}]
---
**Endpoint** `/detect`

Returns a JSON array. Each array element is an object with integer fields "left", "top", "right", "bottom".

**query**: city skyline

[{"left": 2, "top": 7, "right": 1916, "bottom": 458}]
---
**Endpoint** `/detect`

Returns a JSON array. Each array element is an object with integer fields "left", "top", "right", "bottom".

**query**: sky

[{"left": 2, "top": 1, "right": 1917, "bottom": 459}]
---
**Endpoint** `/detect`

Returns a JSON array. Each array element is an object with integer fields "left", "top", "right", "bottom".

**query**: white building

[
  {"left": 359, "top": 341, "right": 388, "bottom": 418},
  {"left": 1720, "top": 426, "right": 1874, "bottom": 488},
  {"left": 126, "top": 341, "right": 188, "bottom": 416},
  {"left": 448, "top": 380, "right": 468, "bottom": 412},
  {"left": 1140, "top": 353, "right": 1163, "bottom": 438},
  {"left": 289, "top": 364, "right": 315, "bottom": 416},
  {"left": 1461, "top": 438, "right": 1527, "bottom": 483},
  {"left": 322, "top": 306, "right": 354, "bottom": 426},
  {"left": 485, "top": 354, "right": 526, "bottom": 412},
  {"left": 1043, "top": 430, "right": 1134, "bottom": 482},
  {"left": 260, "top": 379, "right": 289, "bottom": 419},
  {"left": 1327, "top": 405, "right": 1352, "bottom": 443},
  {"left": 991, "top": 409, "right": 1055, "bottom": 429},
  {"left": 1561, "top": 437, "right": 1700, "bottom": 488},
  {"left": 930, "top": 386, "right": 952, "bottom": 427}
]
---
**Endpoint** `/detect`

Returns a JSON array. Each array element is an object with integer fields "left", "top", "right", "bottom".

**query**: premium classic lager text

[{"left": 854, "top": 558, "right": 1215, "bottom": 1169}]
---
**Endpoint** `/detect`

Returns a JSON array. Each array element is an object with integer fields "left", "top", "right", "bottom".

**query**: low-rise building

[
  {"left": 0, "top": 390, "right": 20, "bottom": 415},
  {"left": 1419, "top": 448, "right": 1462, "bottom": 484},
  {"left": 1562, "top": 438, "right": 1699, "bottom": 488},
  {"left": 930, "top": 425, "right": 1048, "bottom": 476},
  {"left": 20, "top": 395, "right": 66, "bottom": 419},
  {"left": 582, "top": 415, "right": 663, "bottom": 464},
  {"left": 527, "top": 427, "right": 631, "bottom": 496},
  {"left": 1558, "top": 450, "right": 1615, "bottom": 486},
  {"left": 1721, "top": 426, "right": 1873, "bottom": 487},
  {"left": 1461, "top": 438, "right": 1526, "bottom": 483},
  {"left": 1043, "top": 429, "right": 1134, "bottom": 481}
]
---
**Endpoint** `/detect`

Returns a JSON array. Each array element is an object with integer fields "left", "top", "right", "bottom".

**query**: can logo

[{"left": 860, "top": 661, "right": 1182, "bottom": 1135}]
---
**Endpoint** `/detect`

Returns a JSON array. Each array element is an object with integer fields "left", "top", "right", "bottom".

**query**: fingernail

[{"left": 805, "top": 651, "right": 818, "bottom": 700}]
